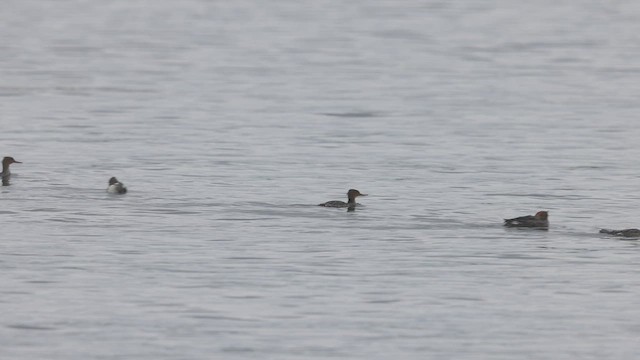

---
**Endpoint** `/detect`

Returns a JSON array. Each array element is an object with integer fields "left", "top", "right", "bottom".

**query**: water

[{"left": 1, "top": 0, "right": 640, "bottom": 359}]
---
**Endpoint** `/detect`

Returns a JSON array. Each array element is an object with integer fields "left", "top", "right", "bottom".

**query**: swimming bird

[
  {"left": 599, "top": 228, "right": 640, "bottom": 237},
  {"left": 504, "top": 211, "right": 548, "bottom": 229},
  {"left": 107, "top": 177, "right": 127, "bottom": 194},
  {"left": 318, "top": 189, "right": 367, "bottom": 208},
  {"left": 1, "top": 156, "right": 21, "bottom": 185}
]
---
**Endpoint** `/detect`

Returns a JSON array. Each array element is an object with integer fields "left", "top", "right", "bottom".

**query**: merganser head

[
  {"left": 347, "top": 189, "right": 367, "bottom": 204},
  {"left": 2, "top": 157, "right": 21, "bottom": 167},
  {"left": 347, "top": 189, "right": 367, "bottom": 198},
  {"left": 535, "top": 211, "right": 548, "bottom": 220},
  {"left": 109, "top": 177, "right": 119, "bottom": 185}
]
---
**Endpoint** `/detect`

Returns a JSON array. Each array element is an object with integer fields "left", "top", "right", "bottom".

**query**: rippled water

[{"left": 2, "top": 1, "right": 640, "bottom": 359}]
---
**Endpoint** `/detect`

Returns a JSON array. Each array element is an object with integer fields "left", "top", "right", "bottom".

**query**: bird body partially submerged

[
  {"left": 107, "top": 177, "right": 127, "bottom": 194},
  {"left": 599, "top": 228, "right": 640, "bottom": 237},
  {"left": 319, "top": 189, "right": 367, "bottom": 208},
  {"left": 1, "top": 156, "right": 21, "bottom": 185},
  {"left": 504, "top": 211, "right": 548, "bottom": 229}
]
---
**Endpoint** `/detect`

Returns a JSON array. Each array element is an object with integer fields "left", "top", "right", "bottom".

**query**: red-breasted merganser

[
  {"left": 599, "top": 228, "right": 640, "bottom": 237},
  {"left": 504, "top": 211, "right": 548, "bottom": 229},
  {"left": 1, "top": 156, "right": 21, "bottom": 185},
  {"left": 318, "top": 189, "right": 367, "bottom": 208},
  {"left": 107, "top": 177, "right": 127, "bottom": 194}
]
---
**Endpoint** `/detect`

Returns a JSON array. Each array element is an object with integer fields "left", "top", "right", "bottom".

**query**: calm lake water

[{"left": 2, "top": 1, "right": 640, "bottom": 359}]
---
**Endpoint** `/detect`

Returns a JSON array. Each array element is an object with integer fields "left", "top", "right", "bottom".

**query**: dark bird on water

[
  {"left": 599, "top": 228, "right": 640, "bottom": 237},
  {"left": 107, "top": 177, "right": 127, "bottom": 194},
  {"left": 504, "top": 211, "right": 548, "bottom": 229},
  {"left": 318, "top": 189, "right": 367, "bottom": 208}
]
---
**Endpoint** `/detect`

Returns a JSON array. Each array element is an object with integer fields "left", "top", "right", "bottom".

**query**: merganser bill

[
  {"left": 107, "top": 177, "right": 127, "bottom": 194},
  {"left": 1, "top": 156, "right": 21, "bottom": 185},
  {"left": 504, "top": 211, "right": 548, "bottom": 229},
  {"left": 318, "top": 189, "right": 367, "bottom": 208},
  {"left": 599, "top": 228, "right": 640, "bottom": 237}
]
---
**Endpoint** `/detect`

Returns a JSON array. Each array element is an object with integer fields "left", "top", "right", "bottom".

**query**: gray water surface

[{"left": 1, "top": 1, "right": 640, "bottom": 359}]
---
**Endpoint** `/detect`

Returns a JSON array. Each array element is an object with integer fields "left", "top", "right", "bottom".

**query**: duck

[
  {"left": 1, "top": 156, "right": 21, "bottom": 185},
  {"left": 599, "top": 228, "right": 640, "bottom": 238},
  {"left": 107, "top": 177, "right": 127, "bottom": 194},
  {"left": 1, "top": 156, "right": 21, "bottom": 178},
  {"left": 318, "top": 189, "right": 367, "bottom": 208},
  {"left": 504, "top": 211, "right": 548, "bottom": 229}
]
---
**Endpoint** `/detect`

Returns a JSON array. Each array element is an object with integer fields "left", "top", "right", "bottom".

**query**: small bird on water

[
  {"left": 599, "top": 228, "right": 640, "bottom": 238},
  {"left": 1, "top": 156, "right": 22, "bottom": 185},
  {"left": 503, "top": 211, "right": 549, "bottom": 229},
  {"left": 107, "top": 177, "right": 127, "bottom": 194},
  {"left": 318, "top": 189, "right": 367, "bottom": 209}
]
